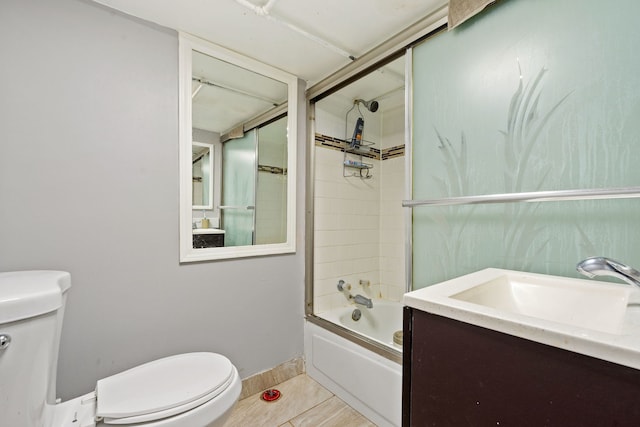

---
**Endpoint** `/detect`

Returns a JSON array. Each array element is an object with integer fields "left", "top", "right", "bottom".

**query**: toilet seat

[{"left": 95, "top": 352, "right": 234, "bottom": 425}]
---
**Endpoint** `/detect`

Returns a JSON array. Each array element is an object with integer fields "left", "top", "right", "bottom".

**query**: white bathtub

[
  {"left": 305, "top": 300, "right": 403, "bottom": 427},
  {"left": 318, "top": 300, "right": 404, "bottom": 350}
]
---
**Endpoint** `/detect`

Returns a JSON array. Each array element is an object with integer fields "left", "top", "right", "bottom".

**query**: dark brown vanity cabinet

[
  {"left": 402, "top": 307, "right": 640, "bottom": 426},
  {"left": 192, "top": 233, "right": 224, "bottom": 248}
]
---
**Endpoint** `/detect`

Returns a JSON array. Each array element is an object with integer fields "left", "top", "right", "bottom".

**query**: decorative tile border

[
  {"left": 315, "top": 133, "right": 404, "bottom": 161},
  {"left": 314, "top": 133, "right": 348, "bottom": 150},
  {"left": 239, "top": 357, "right": 305, "bottom": 400},
  {"left": 315, "top": 133, "right": 380, "bottom": 160},
  {"left": 258, "top": 164, "right": 287, "bottom": 175},
  {"left": 381, "top": 145, "right": 405, "bottom": 160}
]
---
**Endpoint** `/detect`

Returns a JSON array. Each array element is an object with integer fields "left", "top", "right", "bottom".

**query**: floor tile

[
  {"left": 289, "top": 395, "right": 377, "bottom": 427},
  {"left": 224, "top": 375, "right": 333, "bottom": 427},
  {"left": 239, "top": 358, "right": 305, "bottom": 400}
]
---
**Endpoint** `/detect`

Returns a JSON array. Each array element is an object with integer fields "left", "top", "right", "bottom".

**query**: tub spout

[
  {"left": 577, "top": 257, "right": 640, "bottom": 288},
  {"left": 353, "top": 294, "right": 373, "bottom": 309}
]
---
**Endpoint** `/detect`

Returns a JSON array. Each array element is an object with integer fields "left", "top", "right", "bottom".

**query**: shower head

[{"left": 355, "top": 98, "right": 379, "bottom": 113}]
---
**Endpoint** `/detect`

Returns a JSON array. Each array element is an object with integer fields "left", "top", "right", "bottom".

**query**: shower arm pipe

[
  {"left": 370, "top": 85, "right": 405, "bottom": 102},
  {"left": 232, "top": 0, "right": 356, "bottom": 60},
  {"left": 402, "top": 187, "right": 640, "bottom": 208}
]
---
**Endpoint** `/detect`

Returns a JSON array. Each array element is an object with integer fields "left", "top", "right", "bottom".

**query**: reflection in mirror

[
  {"left": 179, "top": 33, "right": 297, "bottom": 262},
  {"left": 221, "top": 128, "right": 256, "bottom": 247},
  {"left": 192, "top": 141, "right": 213, "bottom": 209},
  {"left": 221, "top": 116, "right": 288, "bottom": 247},
  {"left": 255, "top": 117, "right": 288, "bottom": 245}
]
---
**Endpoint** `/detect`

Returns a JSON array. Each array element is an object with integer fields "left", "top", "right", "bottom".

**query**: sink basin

[
  {"left": 404, "top": 268, "right": 640, "bottom": 370},
  {"left": 451, "top": 271, "right": 629, "bottom": 334}
]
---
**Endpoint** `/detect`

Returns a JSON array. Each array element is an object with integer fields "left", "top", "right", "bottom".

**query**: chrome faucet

[
  {"left": 576, "top": 257, "right": 640, "bottom": 288},
  {"left": 353, "top": 294, "right": 373, "bottom": 309}
]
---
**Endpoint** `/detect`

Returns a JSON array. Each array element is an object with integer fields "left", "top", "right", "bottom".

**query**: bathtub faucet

[
  {"left": 576, "top": 257, "right": 640, "bottom": 288},
  {"left": 353, "top": 294, "right": 373, "bottom": 309}
]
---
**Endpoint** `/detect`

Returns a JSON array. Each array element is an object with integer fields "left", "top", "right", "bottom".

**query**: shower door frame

[{"left": 304, "top": 13, "right": 448, "bottom": 363}]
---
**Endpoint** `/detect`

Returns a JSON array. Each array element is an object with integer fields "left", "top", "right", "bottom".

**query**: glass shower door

[
  {"left": 255, "top": 116, "right": 288, "bottom": 244},
  {"left": 410, "top": 0, "right": 640, "bottom": 288},
  {"left": 221, "top": 129, "right": 257, "bottom": 247}
]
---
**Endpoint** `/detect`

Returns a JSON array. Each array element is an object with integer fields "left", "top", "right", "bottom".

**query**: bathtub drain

[{"left": 351, "top": 308, "right": 362, "bottom": 321}]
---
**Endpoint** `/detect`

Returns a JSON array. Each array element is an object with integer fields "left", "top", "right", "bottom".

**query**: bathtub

[
  {"left": 304, "top": 300, "right": 403, "bottom": 427},
  {"left": 319, "top": 300, "right": 404, "bottom": 350}
]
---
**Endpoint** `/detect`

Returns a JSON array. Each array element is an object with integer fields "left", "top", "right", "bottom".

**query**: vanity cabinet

[
  {"left": 192, "top": 232, "right": 224, "bottom": 248},
  {"left": 402, "top": 307, "right": 640, "bottom": 426}
]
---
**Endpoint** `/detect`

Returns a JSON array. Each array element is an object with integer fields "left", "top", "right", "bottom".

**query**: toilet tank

[{"left": 0, "top": 271, "right": 71, "bottom": 427}]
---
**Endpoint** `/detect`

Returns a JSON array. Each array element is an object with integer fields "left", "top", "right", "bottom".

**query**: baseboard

[{"left": 239, "top": 357, "right": 305, "bottom": 400}]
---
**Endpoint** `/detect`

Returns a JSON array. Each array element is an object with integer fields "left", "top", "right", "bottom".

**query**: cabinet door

[
  {"left": 193, "top": 234, "right": 224, "bottom": 248},
  {"left": 405, "top": 308, "right": 640, "bottom": 426}
]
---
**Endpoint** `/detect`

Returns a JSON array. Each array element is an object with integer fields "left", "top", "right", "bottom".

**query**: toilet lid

[{"left": 96, "top": 352, "right": 234, "bottom": 423}]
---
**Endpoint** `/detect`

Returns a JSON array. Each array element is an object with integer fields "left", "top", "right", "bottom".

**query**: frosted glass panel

[
  {"left": 256, "top": 116, "right": 288, "bottom": 244},
  {"left": 413, "top": 199, "right": 640, "bottom": 288},
  {"left": 222, "top": 130, "right": 256, "bottom": 247},
  {"left": 412, "top": 0, "right": 640, "bottom": 288}
]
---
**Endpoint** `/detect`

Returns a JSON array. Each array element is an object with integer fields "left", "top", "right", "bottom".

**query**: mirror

[
  {"left": 192, "top": 141, "right": 213, "bottom": 209},
  {"left": 179, "top": 33, "right": 297, "bottom": 262}
]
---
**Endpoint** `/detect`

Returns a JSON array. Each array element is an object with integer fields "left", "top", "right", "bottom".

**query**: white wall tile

[{"left": 314, "top": 104, "right": 405, "bottom": 316}]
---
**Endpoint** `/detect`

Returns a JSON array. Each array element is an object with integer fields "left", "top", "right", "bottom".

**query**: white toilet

[{"left": 0, "top": 271, "right": 241, "bottom": 427}]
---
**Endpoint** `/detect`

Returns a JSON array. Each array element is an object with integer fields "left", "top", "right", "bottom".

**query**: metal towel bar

[
  {"left": 402, "top": 187, "right": 640, "bottom": 208},
  {"left": 219, "top": 205, "right": 255, "bottom": 210}
]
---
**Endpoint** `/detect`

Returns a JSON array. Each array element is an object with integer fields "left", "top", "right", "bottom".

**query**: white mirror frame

[
  {"left": 179, "top": 33, "right": 297, "bottom": 262},
  {"left": 192, "top": 141, "right": 214, "bottom": 210}
]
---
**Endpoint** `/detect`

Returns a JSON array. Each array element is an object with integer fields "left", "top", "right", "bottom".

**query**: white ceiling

[{"left": 91, "top": 0, "right": 446, "bottom": 86}]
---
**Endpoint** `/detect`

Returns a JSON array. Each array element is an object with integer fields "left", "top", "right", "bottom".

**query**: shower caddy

[
  {"left": 343, "top": 141, "right": 374, "bottom": 179},
  {"left": 343, "top": 104, "right": 375, "bottom": 179}
]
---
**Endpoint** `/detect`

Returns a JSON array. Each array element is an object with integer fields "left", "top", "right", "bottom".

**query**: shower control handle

[
  {"left": 337, "top": 280, "right": 351, "bottom": 292},
  {"left": 0, "top": 334, "right": 11, "bottom": 350}
]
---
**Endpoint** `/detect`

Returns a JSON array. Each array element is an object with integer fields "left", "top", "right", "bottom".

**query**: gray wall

[{"left": 0, "top": 0, "right": 306, "bottom": 400}]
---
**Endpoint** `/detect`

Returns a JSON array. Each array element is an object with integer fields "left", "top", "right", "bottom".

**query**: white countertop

[
  {"left": 403, "top": 268, "right": 640, "bottom": 370},
  {"left": 192, "top": 228, "right": 225, "bottom": 235}
]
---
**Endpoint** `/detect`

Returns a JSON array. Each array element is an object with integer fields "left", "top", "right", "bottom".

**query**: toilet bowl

[
  {"left": 52, "top": 352, "right": 241, "bottom": 427},
  {"left": 0, "top": 271, "right": 241, "bottom": 427}
]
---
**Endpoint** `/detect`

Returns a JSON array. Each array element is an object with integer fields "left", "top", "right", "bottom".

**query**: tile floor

[{"left": 224, "top": 374, "right": 377, "bottom": 426}]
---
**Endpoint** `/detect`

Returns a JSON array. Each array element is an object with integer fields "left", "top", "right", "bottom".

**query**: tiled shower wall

[{"left": 313, "top": 104, "right": 405, "bottom": 314}]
